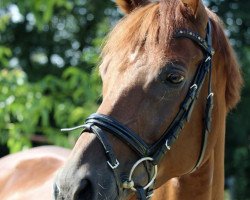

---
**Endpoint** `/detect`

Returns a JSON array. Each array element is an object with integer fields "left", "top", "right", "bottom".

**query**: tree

[{"left": 0, "top": 0, "right": 119, "bottom": 152}]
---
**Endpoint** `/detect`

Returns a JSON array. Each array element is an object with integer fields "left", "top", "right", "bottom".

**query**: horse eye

[{"left": 166, "top": 73, "right": 185, "bottom": 84}]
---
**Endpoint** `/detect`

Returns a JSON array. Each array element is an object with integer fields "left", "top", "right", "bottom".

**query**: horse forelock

[
  {"left": 100, "top": 0, "right": 190, "bottom": 72},
  {"left": 100, "top": 0, "right": 243, "bottom": 110}
]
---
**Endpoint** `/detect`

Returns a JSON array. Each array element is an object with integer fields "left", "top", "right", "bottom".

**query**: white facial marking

[{"left": 129, "top": 48, "right": 140, "bottom": 63}]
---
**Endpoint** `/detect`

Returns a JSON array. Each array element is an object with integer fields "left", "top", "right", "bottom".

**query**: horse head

[{"left": 54, "top": 0, "right": 242, "bottom": 199}]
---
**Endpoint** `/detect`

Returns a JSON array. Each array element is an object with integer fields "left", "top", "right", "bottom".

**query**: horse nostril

[{"left": 74, "top": 180, "right": 93, "bottom": 200}]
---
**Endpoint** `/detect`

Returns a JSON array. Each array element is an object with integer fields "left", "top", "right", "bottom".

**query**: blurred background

[{"left": 0, "top": 0, "right": 249, "bottom": 199}]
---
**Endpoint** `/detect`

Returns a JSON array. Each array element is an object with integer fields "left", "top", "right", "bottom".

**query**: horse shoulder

[
  {"left": 153, "top": 178, "right": 179, "bottom": 200},
  {"left": 0, "top": 146, "right": 70, "bottom": 200}
]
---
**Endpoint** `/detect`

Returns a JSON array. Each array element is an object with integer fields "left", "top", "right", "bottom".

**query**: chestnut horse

[{"left": 0, "top": 0, "right": 242, "bottom": 199}]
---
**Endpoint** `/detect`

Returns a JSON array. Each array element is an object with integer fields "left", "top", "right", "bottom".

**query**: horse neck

[
  {"left": 164, "top": 41, "right": 229, "bottom": 200},
  {"left": 177, "top": 135, "right": 225, "bottom": 200},
  {"left": 153, "top": 117, "right": 226, "bottom": 200}
]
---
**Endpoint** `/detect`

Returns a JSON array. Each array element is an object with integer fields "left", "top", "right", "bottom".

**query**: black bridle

[{"left": 62, "top": 20, "right": 214, "bottom": 200}]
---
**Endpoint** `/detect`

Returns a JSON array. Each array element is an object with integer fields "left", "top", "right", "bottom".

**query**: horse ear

[
  {"left": 181, "top": 0, "right": 200, "bottom": 16},
  {"left": 116, "top": 0, "right": 149, "bottom": 14}
]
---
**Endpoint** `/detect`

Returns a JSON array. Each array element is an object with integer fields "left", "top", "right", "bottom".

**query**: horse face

[{"left": 54, "top": 0, "right": 212, "bottom": 199}]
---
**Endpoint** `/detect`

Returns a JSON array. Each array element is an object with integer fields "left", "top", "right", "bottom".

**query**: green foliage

[
  {"left": 0, "top": 45, "right": 11, "bottom": 66},
  {"left": 0, "top": 67, "right": 101, "bottom": 153},
  {"left": 1, "top": 0, "right": 73, "bottom": 30},
  {"left": 0, "top": 69, "right": 32, "bottom": 152},
  {"left": 0, "top": 14, "right": 12, "bottom": 67},
  {"left": 0, "top": 13, "right": 10, "bottom": 32},
  {"left": 0, "top": 0, "right": 116, "bottom": 152}
]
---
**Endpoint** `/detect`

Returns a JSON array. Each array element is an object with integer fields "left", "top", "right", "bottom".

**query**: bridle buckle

[
  {"left": 205, "top": 56, "right": 211, "bottom": 62},
  {"left": 207, "top": 92, "right": 214, "bottom": 99},
  {"left": 190, "top": 84, "right": 198, "bottom": 90},
  {"left": 107, "top": 159, "right": 120, "bottom": 169},
  {"left": 165, "top": 139, "right": 171, "bottom": 150}
]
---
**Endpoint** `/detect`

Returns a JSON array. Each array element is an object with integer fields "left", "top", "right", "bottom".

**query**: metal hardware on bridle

[
  {"left": 122, "top": 157, "right": 158, "bottom": 191},
  {"left": 122, "top": 157, "right": 157, "bottom": 200},
  {"left": 107, "top": 158, "right": 120, "bottom": 169},
  {"left": 165, "top": 140, "right": 171, "bottom": 150},
  {"left": 61, "top": 20, "right": 214, "bottom": 199}
]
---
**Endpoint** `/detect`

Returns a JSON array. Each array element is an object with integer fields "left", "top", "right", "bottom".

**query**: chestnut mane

[
  {"left": 207, "top": 10, "right": 243, "bottom": 110},
  {"left": 101, "top": 0, "right": 242, "bottom": 110}
]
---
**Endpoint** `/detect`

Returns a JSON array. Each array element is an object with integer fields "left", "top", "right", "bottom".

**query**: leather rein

[{"left": 62, "top": 20, "right": 214, "bottom": 200}]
